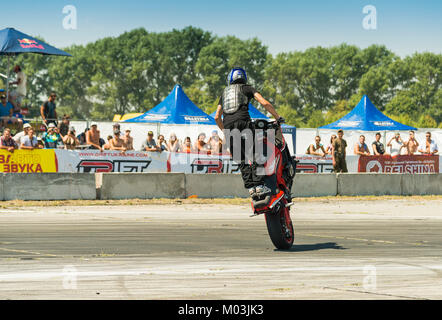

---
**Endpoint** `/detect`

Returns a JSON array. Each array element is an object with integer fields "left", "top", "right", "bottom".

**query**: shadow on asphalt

[{"left": 276, "top": 242, "right": 347, "bottom": 252}]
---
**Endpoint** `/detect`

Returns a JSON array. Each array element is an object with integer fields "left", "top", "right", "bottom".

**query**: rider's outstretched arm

[
  {"left": 215, "top": 105, "right": 224, "bottom": 130},
  {"left": 254, "top": 93, "right": 280, "bottom": 120}
]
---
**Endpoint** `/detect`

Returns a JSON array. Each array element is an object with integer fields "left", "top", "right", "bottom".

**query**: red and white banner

[
  {"left": 358, "top": 155, "right": 439, "bottom": 173},
  {"left": 55, "top": 150, "right": 168, "bottom": 173}
]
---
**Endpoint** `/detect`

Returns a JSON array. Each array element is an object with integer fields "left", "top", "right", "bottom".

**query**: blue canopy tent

[
  {"left": 210, "top": 104, "right": 297, "bottom": 154},
  {"left": 319, "top": 95, "right": 417, "bottom": 131},
  {"left": 125, "top": 85, "right": 216, "bottom": 125},
  {"left": 0, "top": 27, "right": 72, "bottom": 98}
]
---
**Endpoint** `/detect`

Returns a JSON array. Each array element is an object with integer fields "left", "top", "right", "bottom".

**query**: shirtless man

[
  {"left": 404, "top": 130, "right": 419, "bottom": 155},
  {"left": 123, "top": 129, "right": 134, "bottom": 151},
  {"left": 86, "top": 122, "right": 102, "bottom": 151},
  {"left": 110, "top": 128, "right": 127, "bottom": 152}
]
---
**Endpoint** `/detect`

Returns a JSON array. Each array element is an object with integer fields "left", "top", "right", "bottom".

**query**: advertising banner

[
  {"left": 358, "top": 155, "right": 439, "bottom": 173},
  {"left": 0, "top": 149, "right": 57, "bottom": 173},
  {"left": 54, "top": 150, "right": 167, "bottom": 173}
]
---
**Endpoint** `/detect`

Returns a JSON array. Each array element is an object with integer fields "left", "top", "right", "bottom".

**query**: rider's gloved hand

[{"left": 277, "top": 116, "right": 285, "bottom": 124}]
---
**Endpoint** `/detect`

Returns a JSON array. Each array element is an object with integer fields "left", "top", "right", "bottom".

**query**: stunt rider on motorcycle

[{"left": 214, "top": 67, "right": 283, "bottom": 198}]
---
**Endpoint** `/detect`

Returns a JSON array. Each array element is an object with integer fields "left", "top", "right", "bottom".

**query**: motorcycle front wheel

[{"left": 264, "top": 202, "right": 294, "bottom": 250}]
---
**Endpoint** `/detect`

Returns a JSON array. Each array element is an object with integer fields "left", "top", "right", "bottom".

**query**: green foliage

[{"left": 1, "top": 27, "right": 440, "bottom": 127}]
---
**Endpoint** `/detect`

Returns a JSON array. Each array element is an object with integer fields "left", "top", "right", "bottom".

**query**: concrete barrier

[
  {"left": 337, "top": 173, "right": 403, "bottom": 196},
  {"left": 185, "top": 174, "right": 249, "bottom": 198},
  {"left": 292, "top": 173, "right": 337, "bottom": 197},
  {"left": 401, "top": 174, "right": 441, "bottom": 195},
  {"left": 1, "top": 173, "right": 96, "bottom": 200},
  {"left": 99, "top": 172, "right": 185, "bottom": 199},
  {"left": 0, "top": 173, "right": 440, "bottom": 200}
]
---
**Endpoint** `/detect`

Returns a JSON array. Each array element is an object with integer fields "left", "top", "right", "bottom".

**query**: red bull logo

[{"left": 18, "top": 38, "right": 44, "bottom": 50}]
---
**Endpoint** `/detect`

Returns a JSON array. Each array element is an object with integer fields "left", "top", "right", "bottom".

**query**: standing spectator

[
  {"left": 195, "top": 132, "right": 209, "bottom": 153},
  {"left": 62, "top": 126, "right": 80, "bottom": 150},
  {"left": 157, "top": 134, "right": 168, "bottom": 152},
  {"left": 354, "top": 135, "right": 370, "bottom": 155},
  {"left": 13, "top": 123, "right": 31, "bottom": 144},
  {"left": 0, "top": 94, "right": 18, "bottom": 127},
  {"left": 306, "top": 135, "right": 326, "bottom": 156},
  {"left": 332, "top": 129, "right": 348, "bottom": 173},
  {"left": 8, "top": 65, "right": 27, "bottom": 109},
  {"left": 0, "top": 128, "right": 18, "bottom": 152},
  {"left": 208, "top": 130, "right": 223, "bottom": 155},
  {"left": 418, "top": 132, "right": 439, "bottom": 155},
  {"left": 141, "top": 131, "right": 160, "bottom": 152},
  {"left": 123, "top": 129, "right": 134, "bottom": 151},
  {"left": 372, "top": 132, "right": 386, "bottom": 155},
  {"left": 404, "top": 130, "right": 419, "bottom": 155},
  {"left": 86, "top": 122, "right": 102, "bottom": 151},
  {"left": 58, "top": 115, "right": 71, "bottom": 137},
  {"left": 40, "top": 92, "right": 58, "bottom": 126},
  {"left": 182, "top": 136, "right": 194, "bottom": 153},
  {"left": 167, "top": 133, "right": 181, "bottom": 152},
  {"left": 325, "top": 134, "right": 337, "bottom": 155},
  {"left": 20, "top": 127, "right": 41, "bottom": 150},
  {"left": 42, "top": 123, "right": 63, "bottom": 149},
  {"left": 387, "top": 133, "right": 404, "bottom": 156},
  {"left": 110, "top": 128, "right": 127, "bottom": 152}
]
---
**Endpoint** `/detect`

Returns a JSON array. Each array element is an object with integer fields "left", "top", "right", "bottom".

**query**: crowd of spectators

[{"left": 309, "top": 130, "right": 439, "bottom": 159}]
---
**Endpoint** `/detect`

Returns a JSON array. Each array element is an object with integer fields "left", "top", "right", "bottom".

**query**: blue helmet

[{"left": 227, "top": 67, "right": 247, "bottom": 85}]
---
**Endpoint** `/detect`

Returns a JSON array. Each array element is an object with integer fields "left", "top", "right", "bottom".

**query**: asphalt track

[{"left": 0, "top": 199, "right": 441, "bottom": 299}]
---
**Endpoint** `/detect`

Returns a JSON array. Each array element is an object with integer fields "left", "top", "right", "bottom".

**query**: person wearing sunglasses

[
  {"left": 418, "top": 132, "right": 438, "bottom": 155},
  {"left": 40, "top": 92, "right": 58, "bottom": 126}
]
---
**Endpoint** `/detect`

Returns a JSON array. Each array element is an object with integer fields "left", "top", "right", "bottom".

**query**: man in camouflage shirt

[{"left": 332, "top": 129, "right": 348, "bottom": 173}]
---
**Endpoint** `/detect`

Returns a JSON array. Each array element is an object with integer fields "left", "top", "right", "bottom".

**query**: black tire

[{"left": 265, "top": 204, "right": 294, "bottom": 250}]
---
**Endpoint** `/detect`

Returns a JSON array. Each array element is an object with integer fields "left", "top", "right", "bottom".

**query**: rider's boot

[{"left": 255, "top": 185, "right": 272, "bottom": 197}]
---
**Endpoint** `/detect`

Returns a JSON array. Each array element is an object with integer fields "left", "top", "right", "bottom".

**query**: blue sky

[{"left": 2, "top": 0, "right": 441, "bottom": 56}]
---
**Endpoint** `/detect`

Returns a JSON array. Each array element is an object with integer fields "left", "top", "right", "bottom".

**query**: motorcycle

[{"left": 250, "top": 118, "right": 297, "bottom": 250}]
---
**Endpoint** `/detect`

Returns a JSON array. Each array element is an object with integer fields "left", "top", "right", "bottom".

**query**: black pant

[{"left": 224, "top": 119, "right": 264, "bottom": 189}]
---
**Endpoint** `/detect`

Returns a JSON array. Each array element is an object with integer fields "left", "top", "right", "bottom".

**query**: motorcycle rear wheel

[{"left": 265, "top": 202, "right": 294, "bottom": 250}]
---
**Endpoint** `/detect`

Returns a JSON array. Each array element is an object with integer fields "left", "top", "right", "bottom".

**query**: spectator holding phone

[{"left": 387, "top": 133, "right": 404, "bottom": 156}]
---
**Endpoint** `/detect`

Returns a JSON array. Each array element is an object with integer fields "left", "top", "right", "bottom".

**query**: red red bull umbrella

[{"left": 0, "top": 27, "right": 72, "bottom": 97}]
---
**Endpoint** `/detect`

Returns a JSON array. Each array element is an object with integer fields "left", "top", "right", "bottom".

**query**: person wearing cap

[
  {"left": 40, "top": 92, "right": 58, "bottom": 126},
  {"left": 0, "top": 94, "right": 17, "bottom": 127},
  {"left": 123, "top": 129, "right": 134, "bottom": 151},
  {"left": 62, "top": 126, "right": 80, "bottom": 150},
  {"left": 141, "top": 131, "right": 160, "bottom": 152},
  {"left": 109, "top": 127, "right": 127, "bottom": 152},
  {"left": 13, "top": 123, "right": 32, "bottom": 144},
  {"left": 42, "top": 123, "right": 63, "bottom": 149},
  {"left": 86, "top": 122, "right": 102, "bottom": 151},
  {"left": 0, "top": 128, "right": 18, "bottom": 152}
]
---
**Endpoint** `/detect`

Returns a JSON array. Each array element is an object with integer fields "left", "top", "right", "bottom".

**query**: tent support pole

[{"left": 6, "top": 55, "right": 10, "bottom": 99}]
